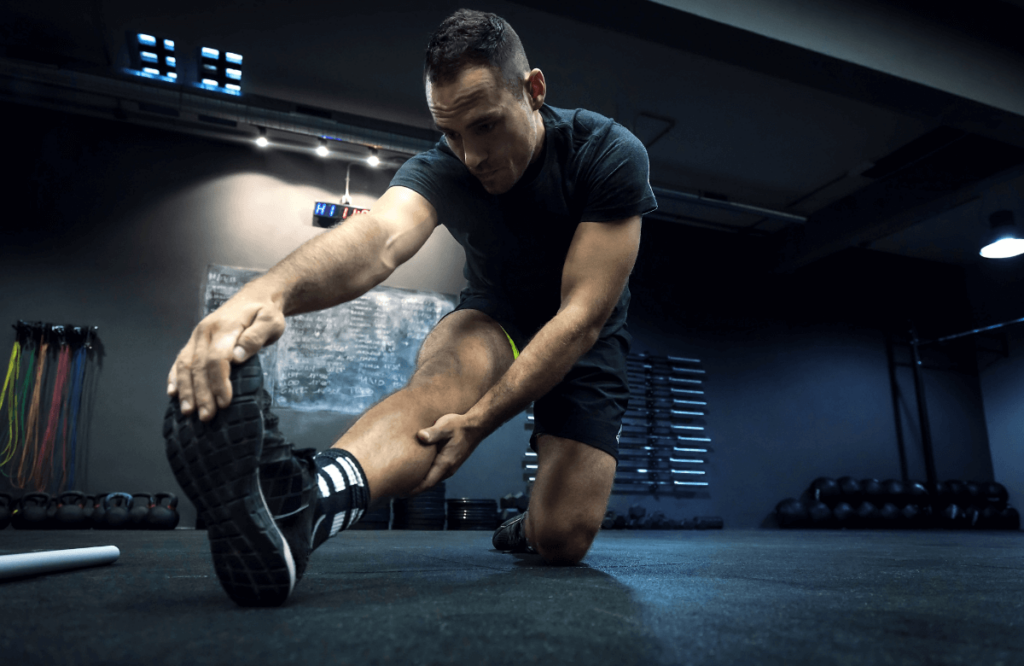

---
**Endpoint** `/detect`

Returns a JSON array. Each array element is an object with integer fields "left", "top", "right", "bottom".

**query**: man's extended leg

[
  {"left": 165, "top": 308, "right": 514, "bottom": 606},
  {"left": 523, "top": 434, "right": 617, "bottom": 565},
  {"left": 329, "top": 308, "right": 515, "bottom": 503}
]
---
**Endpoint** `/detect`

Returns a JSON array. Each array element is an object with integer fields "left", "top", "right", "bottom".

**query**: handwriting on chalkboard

[{"left": 202, "top": 264, "right": 456, "bottom": 414}]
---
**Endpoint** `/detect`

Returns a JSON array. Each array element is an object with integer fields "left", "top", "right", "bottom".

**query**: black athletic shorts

[{"left": 446, "top": 291, "right": 631, "bottom": 462}]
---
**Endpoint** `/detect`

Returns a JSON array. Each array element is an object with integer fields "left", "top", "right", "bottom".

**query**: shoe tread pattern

[{"left": 163, "top": 359, "right": 294, "bottom": 606}]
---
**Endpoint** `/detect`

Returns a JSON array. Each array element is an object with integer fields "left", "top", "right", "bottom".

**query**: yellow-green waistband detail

[{"left": 500, "top": 326, "right": 520, "bottom": 360}]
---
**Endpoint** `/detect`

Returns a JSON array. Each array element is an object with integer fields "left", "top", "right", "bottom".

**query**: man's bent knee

[{"left": 531, "top": 520, "right": 599, "bottom": 566}]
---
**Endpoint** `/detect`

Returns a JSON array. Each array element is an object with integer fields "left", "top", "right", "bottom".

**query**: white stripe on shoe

[{"left": 330, "top": 510, "right": 347, "bottom": 537}]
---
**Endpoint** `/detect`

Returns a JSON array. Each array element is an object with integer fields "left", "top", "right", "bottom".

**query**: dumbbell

[
  {"left": 854, "top": 501, "right": 879, "bottom": 529},
  {"left": 983, "top": 482, "right": 1009, "bottom": 509},
  {"left": 943, "top": 481, "right": 967, "bottom": 505},
  {"left": 832, "top": 502, "right": 855, "bottom": 528},
  {"left": 905, "top": 482, "right": 929, "bottom": 508},
  {"left": 601, "top": 510, "right": 616, "bottom": 530},
  {"left": 55, "top": 491, "right": 88, "bottom": 529},
  {"left": 809, "top": 478, "right": 841, "bottom": 506},
  {"left": 900, "top": 504, "right": 920, "bottom": 528},
  {"left": 0, "top": 493, "right": 12, "bottom": 530},
  {"left": 941, "top": 504, "right": 968, "bottom": 529},
  {"left": 627, "top": 504, "right": 646, "bottom": 529},
  {"left": 807, "top": 501, "right": 832, "bottom": 528},
  {"left": 837, "top": 477, "right": 862, "bottom": 504},
  {"left": 12, "top": 493, "right": 50, "bottom": 529},
  {"left": 861, "top": 479, "right": 885, "bottom": 506},
  {"left": 694, "top": 516, "right": 723, "bottom": 530},
  {"left": 129, "top": 493, "right": 153, "bottom": 529},
  {"left": 776, "top": 498, "right": 809, "bottom": 528},
  {"left": 882, "top": 480, "right": 906, "bottom": 507},
  {"left": 877, "top": 502, "right": 901, "bottom": 528},
  {"left": 145, "top": 493, "right": 180, "bottom": 530}
]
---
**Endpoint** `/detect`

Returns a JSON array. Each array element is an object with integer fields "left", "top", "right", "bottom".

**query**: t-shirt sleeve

[
  {"left": 578, "top": 123, "right": 659, "bottom": 222},
  {"left": 388, "top": 147, "right": 453, "bottom": 220}
]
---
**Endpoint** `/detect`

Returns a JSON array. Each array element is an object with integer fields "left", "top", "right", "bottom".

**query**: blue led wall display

[
  {"left": 198, "top": 47, "right": 243, "bottom": 95},
  {"left": 127, "top": 33, "right": 178, "bottom": 83},
  {"left": 313, "top": 202, "right": 370, "bottom": 228}
]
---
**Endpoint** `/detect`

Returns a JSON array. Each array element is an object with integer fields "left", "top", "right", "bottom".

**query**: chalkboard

[{"left": 202, "top": 264, "right": 457, "bottom": 414}]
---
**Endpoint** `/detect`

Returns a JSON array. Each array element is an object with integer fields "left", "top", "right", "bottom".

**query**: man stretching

[{"left": 164, "top": 9, "right": 657, "bottom": 606}]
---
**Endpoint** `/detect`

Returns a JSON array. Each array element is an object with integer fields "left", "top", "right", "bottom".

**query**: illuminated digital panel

[
  {"left": 313, "top": 202, "right": 370, "bottom": 228},
  {"left": 197, "top": 47, "right": 243, "bottom": 95},
  {"left": 126, "top": 33, "right": 178, "bottom": 83}
]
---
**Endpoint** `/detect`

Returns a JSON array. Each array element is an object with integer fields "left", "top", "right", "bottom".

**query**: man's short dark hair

[{"left": 424, "top": 9, "right": 531, "bottom": 95}]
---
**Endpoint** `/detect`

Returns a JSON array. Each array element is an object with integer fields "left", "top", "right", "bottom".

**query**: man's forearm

[
  {"left": 240, "top": 214, "right": 395, "bottom": 316},
  {"left": 464, "top": 305, "right": 602, "bottom": 438}
]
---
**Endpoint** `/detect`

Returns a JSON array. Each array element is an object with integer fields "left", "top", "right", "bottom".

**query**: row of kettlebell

[{"left": 0, "top": 491, "right": 180, "bottom": 530}]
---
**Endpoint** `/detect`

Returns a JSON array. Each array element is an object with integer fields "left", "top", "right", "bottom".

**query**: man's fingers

[
  {"left": 409, "top": 463, "right": 447, "bottom": 496},
  {"left": 417, "top": 414, "right": 458, "bottom": 444},
  {"left": 235, "top": 308, "right": 286, "bottom": 360},
  {"left": 173, "top": 349, "right": 196, "bottom": 415},
  {"left": 190, "top": 330, "right": 220, "bottom": 422}
]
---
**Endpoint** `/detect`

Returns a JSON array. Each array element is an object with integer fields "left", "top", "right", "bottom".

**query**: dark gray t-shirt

[{"left": 390, "top": 104, "right": 658, "bottom": 343}]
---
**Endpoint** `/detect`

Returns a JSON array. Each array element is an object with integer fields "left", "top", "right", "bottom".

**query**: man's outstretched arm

[
  {"left": 413, "top": 214, "right": 642, "bottom": 491},
  {"left": 168, "top": 186, "right": 438, "bottom": 421}
]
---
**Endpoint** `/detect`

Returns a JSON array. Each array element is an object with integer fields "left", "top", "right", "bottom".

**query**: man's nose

[{"left": 463, "top": 141, "right": 486, "bottom": 170}]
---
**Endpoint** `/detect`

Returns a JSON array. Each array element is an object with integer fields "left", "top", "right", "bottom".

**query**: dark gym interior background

[{"left": 1, "top": 0, "right": 1022, "bottom": 531}]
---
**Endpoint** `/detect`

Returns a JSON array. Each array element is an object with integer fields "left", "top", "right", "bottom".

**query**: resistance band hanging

[{"left": 0, "top": 321, "right": 99, "bottom": 493}]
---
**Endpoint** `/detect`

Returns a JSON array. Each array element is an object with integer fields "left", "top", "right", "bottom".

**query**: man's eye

[{"left": 478, "top": 124, "right": 494, "bottom": 133}]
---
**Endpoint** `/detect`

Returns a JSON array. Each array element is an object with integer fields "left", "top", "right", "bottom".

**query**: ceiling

[{"left": 1, "top": 0, "right": 1023, "bottom": 270}]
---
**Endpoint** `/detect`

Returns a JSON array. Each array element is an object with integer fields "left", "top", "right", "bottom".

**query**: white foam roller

[{"left": 0, "top": 546, "right": 120, "bottom": 580}]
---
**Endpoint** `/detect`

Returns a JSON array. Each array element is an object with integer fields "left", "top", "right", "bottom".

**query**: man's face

[{"left": 427, "top": 65, "right": 545, "bottom": 195}]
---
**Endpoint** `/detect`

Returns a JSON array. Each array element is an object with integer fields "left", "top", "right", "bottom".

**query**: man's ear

[{"left": 526, "top": 68, "right": 546, "bottom": 109}]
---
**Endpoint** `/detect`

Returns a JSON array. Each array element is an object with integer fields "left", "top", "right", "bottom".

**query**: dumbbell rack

[{"left": 522, "top": 353, "right": 712, "bottom": 496}]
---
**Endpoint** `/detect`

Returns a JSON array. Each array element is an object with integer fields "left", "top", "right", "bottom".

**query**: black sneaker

[
  {"left": 255, "top": 388, "right": 319, "bottom": 582},
  {"left": 163, "top": 355, "right": 301, "bottom": 607},
  {"left": 492, "top": 511, "right": 537, "bottom": 553}
]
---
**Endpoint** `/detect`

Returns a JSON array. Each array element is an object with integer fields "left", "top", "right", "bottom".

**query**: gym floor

[{"left": 2, "top": 528, "right": 1022, "bottom": 665}]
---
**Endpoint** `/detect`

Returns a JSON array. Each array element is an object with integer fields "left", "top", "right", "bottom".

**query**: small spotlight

[
  {"left": 255, "top": 127, "right": 268, "bottom": 148},
  {"left": 980, "top": 210, "right": 1024, "bottom": 259},
  {"left": 316, "top": 139, "right": 329, "bottom": 158},
  {"left": 367, "top": 149, "right": 380, "bottom": 167}
]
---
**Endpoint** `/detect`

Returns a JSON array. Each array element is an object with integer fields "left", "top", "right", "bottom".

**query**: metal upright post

[
  {"left": 908, "top": 326, "right": 939, "bottom": 493},
  {"left": 885, "top": 332, "right": 910, "bottom": 482}
]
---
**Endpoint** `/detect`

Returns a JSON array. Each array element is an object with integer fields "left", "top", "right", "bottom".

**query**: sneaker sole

[{"left": 162, "top": 360, "right": 297, "bottom": 606}]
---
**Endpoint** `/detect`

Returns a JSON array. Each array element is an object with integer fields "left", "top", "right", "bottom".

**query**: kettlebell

[
  {"left": 83, "top": 495, "right": 95, "bottom": 524},
  {"left": 0, "top": 492, "right": 12, "bottom": 530},
  {"left": 145, "top": 493, "right": 180, "bottom": 530},
  {"left": 46, "top": 495, "right": 59, "bottom": 528},
  {"left": 103, "top": 492, "right": 133, "bottom": 529},
  {"left": 90, "top": 493, "right": 108, "bottom": 529},
  {"left": 129, "top": 493, "right": 153, "bottom": 529},
  {"left": 12, "top": 492, "right": 51, "bottom": 529},
  {"left": 56, "top": 491, "right": 88, "bottom": 529}
]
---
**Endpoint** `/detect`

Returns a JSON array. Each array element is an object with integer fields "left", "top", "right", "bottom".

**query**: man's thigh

[
  {"left": 527, "top": 433, "right": 616, "bottom": 548},
  {"left": 410, "top": 309, "right": 516, "bottom": 399}
]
